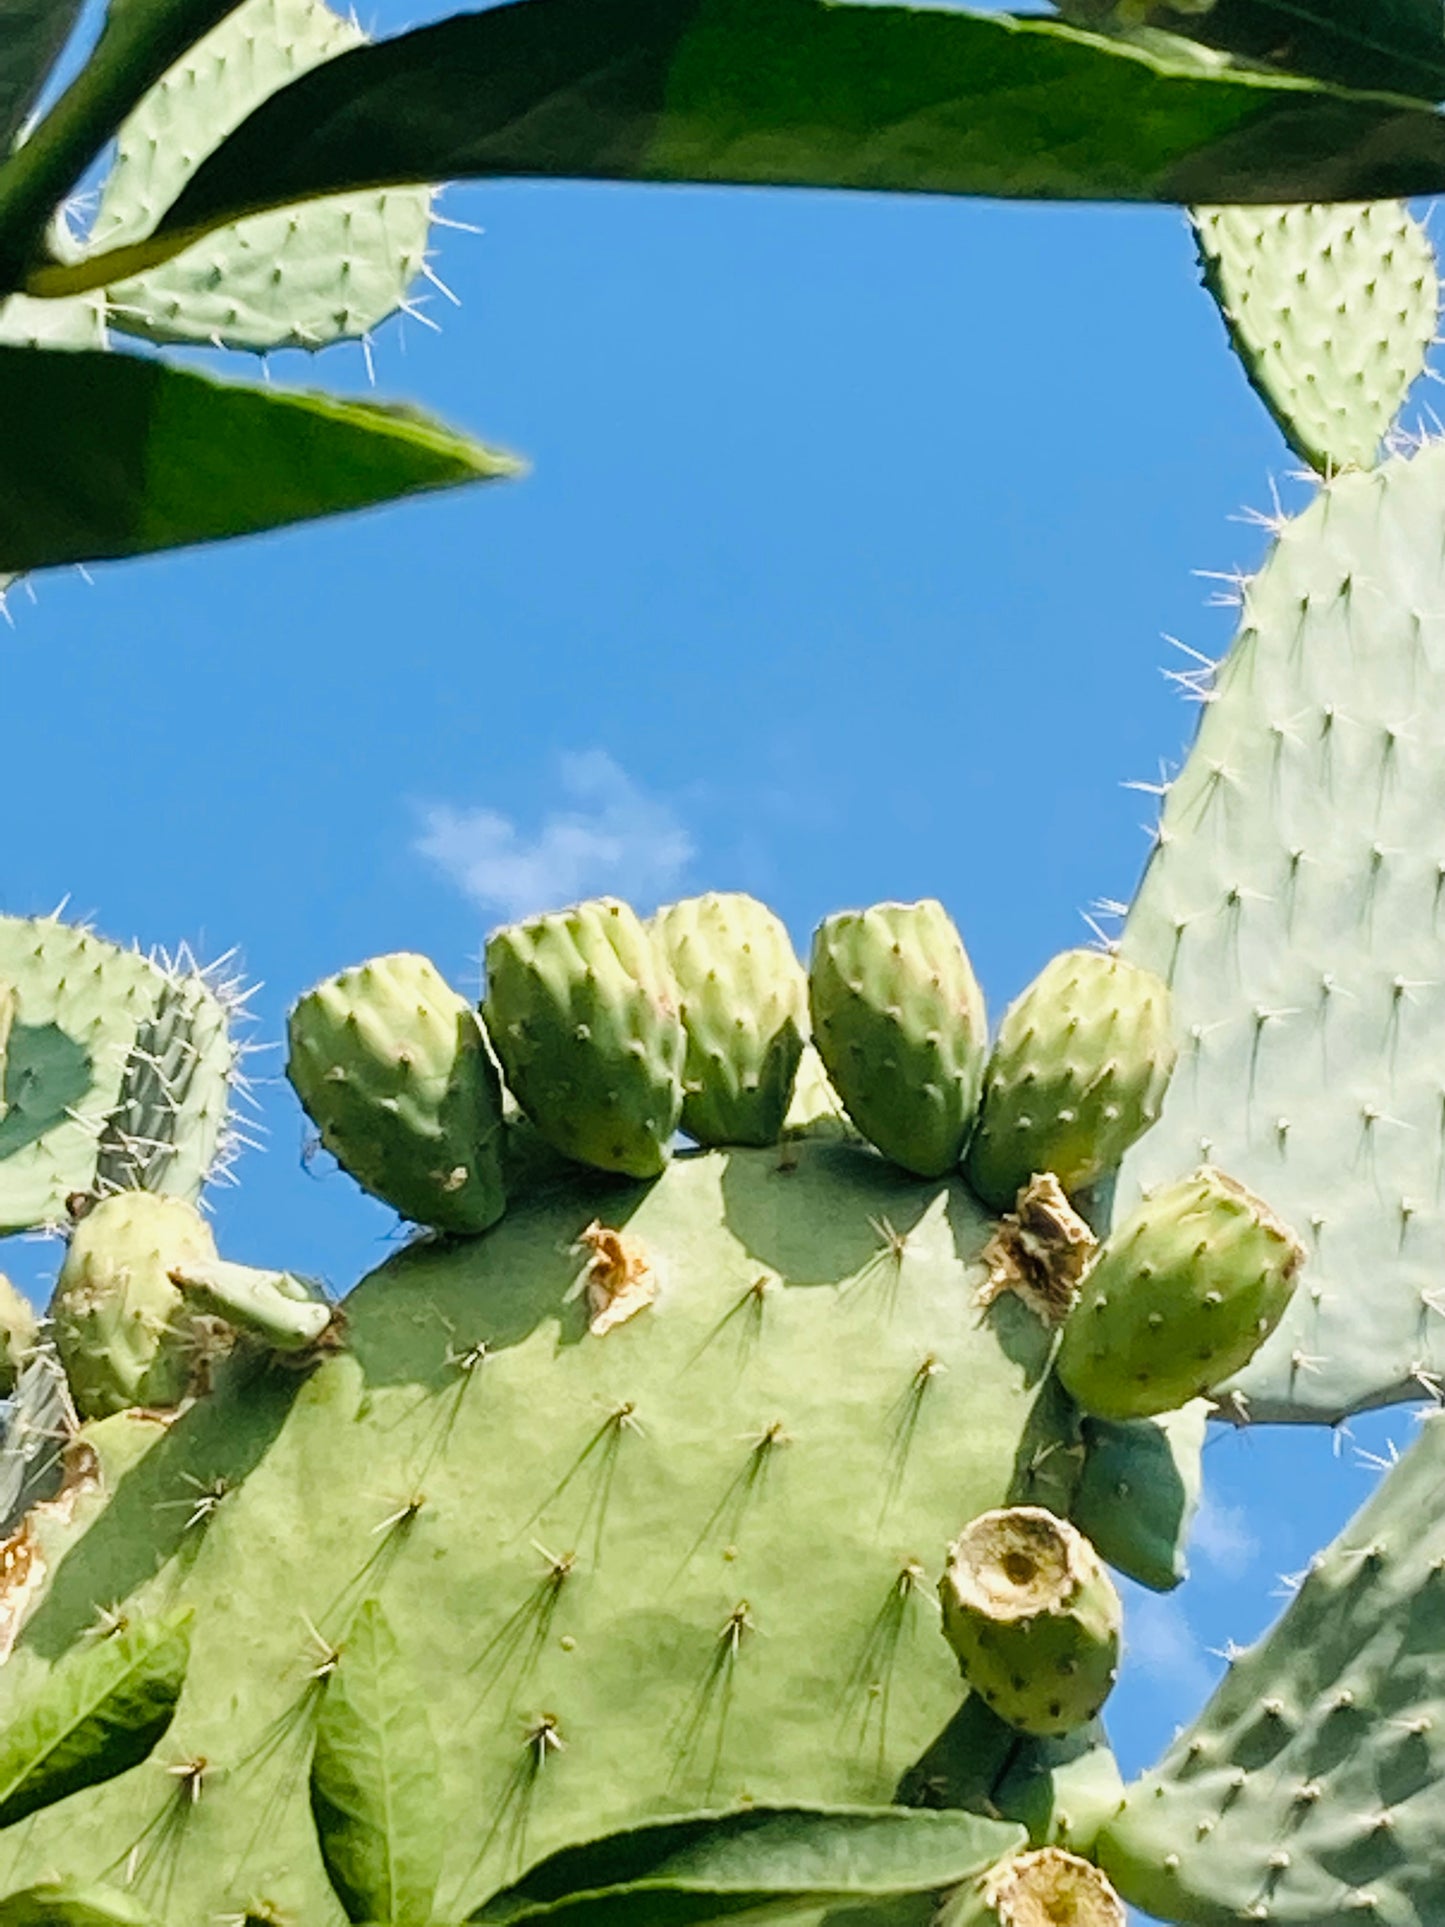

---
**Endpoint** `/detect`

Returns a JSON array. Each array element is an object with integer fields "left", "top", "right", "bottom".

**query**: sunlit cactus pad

[
  {"left": 0, "top": 1139, "right": 1069, "bottom": 1923},
  {"left": 1194, "top": 203, "right": 1437, "bottom": 474},
  {"left": 1119, "top": 442, "right": 1445, "bottom": 1423},
  {"left": 90, "top": 0, "right": 433, "bottom": 353}
]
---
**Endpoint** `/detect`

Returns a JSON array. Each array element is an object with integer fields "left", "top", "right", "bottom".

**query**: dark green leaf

[
  {"left": 0, "top": 1881, "right": 163, "bottom": 1926},
  {"left": 0, "top": 345, "right": 519, "bottom": 571},
  {"left": 56, "top": 0, "right": 1445, "bottom": 295},
  {"left": 0, "top": 0, "right": 85, "bottom": 150},
  {"left": 471, "top": 1806, "right": 1025, "bottom": 1927},
  {"left": 0, "top": 1609, "right": 191, "bottom": 1828},
  {"left": 311, "top": 1599, "right": 443, "bottom": 1927},
  {"left": 1143, "top": 0, "right": 1445, "bottom": 98}
]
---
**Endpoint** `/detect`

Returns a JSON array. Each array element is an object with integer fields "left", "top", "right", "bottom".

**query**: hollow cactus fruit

[
  {"left": 965, "top": 1847, "right": 1126, "bottom": 1927},
  {"left": 964, "top": 951, "right": 1176, "bottom": 1213},
  {"left": 48, "top": 1194, "right": 215, "bottom": 1418},
  {"left": 810, "top": 902, "right": 986, "bottom": 1178},
  {"left": 652, "top": 893, "right": 808, "bottom": 1147},
  {"left": 1056, "top": 1168, "right": 1304, "bottom": 1421},
  {"left": 287, "top": 952, "right": 506, "bottom": 1233},
  {"left": 483, "top": 898, "right": 685, "bottom": 1178},
  {"left": 939, "top": 1508, "right": 1121, "bottom": 1738}
]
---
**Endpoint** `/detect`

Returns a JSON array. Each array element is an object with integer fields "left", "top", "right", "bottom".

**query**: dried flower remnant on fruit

[
  {"left": 979, "top": 1174, "right": 1097, "bottom": 1325},
  {"left": 579, "top": 1221, "right": 658, "bottom": 1335},
  {"left": 984, "top": 1848, "right": 1126, "bottom": 1927}
]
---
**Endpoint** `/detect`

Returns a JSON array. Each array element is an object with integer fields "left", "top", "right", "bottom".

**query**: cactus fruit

[
  {"left": 939, "top": 1507, "right": 1121, "bottom": 1738},
  {"left": 287, "top": 952, "right": 506, "bottom": 1235},
  {"left": 966, "top": 1847, "right": 1126, "bottom": 1927},
  {"left": 809, "top": 902, "right": 987, "bottom": 1178},
  {"left": 652, "top": 893, "right": 808, "bottom": 1147},
  {"left": 484, "top": 899, "right": 684, "bottom": 1178},
  {"left": 0, "top": 1275, "right": 37, "bottom": 1397},
  {"left": 88, "top": 0, "right": 433, "bottom": 355},
  {"left": 1056, "top": 1168, "right": 1303, "bottom": 1421},
  {"left": 964, "top": 952, "right": 1175, "bottom": 1213},
  {"left": 1098, "top": 1407, "right": 1445, "bottom": 1927},
  {"left": 48, "top": 1194, "right": 215, "bottom": 1419},
  {"left": 1194, "top": 202, "right": 1437, "bottom": 474}
]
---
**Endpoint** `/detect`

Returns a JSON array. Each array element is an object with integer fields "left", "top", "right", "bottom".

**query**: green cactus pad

[
  {"left": 0, "top": 292, "right": 105, "bottom": 350},
  {"left": 653, "top": 893, "right": 808, "bottom": 1148},
  {"left": 0, "top": 917, "right": 174, "bottom": 1234},
  {"left": 484, "top": 899, "right": 684, "bottom": 1179},
  {"left": 810, "top": 903, "right": 987, "bottom": 1179},
  {"left": 1099, "top": 1408, "right": 1445, "bottom": 1927},
  {"left": 965, "top": 951, "right": 1176, "bottom": 1213},
  {"left": 49, "top": 1193, "right": 215, "bottom": 1419},
  {"left": 1057, "top": 1169, "right": 1303, "bottom": 1422},
  {"left": 1119, "top": 443, "right": 1445, "bottom": 1422},
  {"left": 288, "top": 952, "right": 506, "bottom": 1235},
  {"left": 0, "top": 1139, "right": 1071, "bottom": 1922},
  {"left": 939, "top": 1507, "right": 1120, "bottom": 1738},
  {"left": 1194, "top": 202, "right": 1437, "bottom": 474},
  {"left": 1070, "top": 1402, "right": 1206, "bottom": 1593},
  {"left": 89, "top": 0, "right": 432, "bottom": 354}
]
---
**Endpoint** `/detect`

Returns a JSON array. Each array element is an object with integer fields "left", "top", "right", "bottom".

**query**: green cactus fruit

[
  {"left": 89, "top": 0, "right": 433, "bottom": 355},
  {"left": 0, "top": 1275, "right": 37, "bottom": 1396},
  {"left": 288, "top": 952, "right": 506, "bottom": 1235},
  {"left": 49, "top": 1194, "right": 215, "bottom": 1419},
  {"left": 809, "top": 902, "right": 986, "bottom": 1178},
  {"left": 652, "top": 893, "right": 808, "bottom": 1147},
  {"left": 1194, "top": 201, "right": 1437, "bottom": 474},
  {"left": 484, "top": 899, "right": 684, "bottom": 1178},
  {"left": 0, "top": 1136, "right": 1074, "bottom": 1919},
  {"left": 964, "top": 951, "right": 1175, "bottom": 1212},
  {"left": 1057, "top": 1168, "right": 1304, "bottom": 1422},
  {"left": 939, "top": 1507, "right": 1121, "bottom": 1738}
]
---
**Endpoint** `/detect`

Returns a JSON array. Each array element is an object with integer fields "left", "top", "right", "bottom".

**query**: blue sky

[{"left": 2, "top": 1, "right": 1431, "bottom": 1793}]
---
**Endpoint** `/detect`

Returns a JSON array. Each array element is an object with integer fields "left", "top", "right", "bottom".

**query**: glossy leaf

[
  {"left": 311, "top": 1600, "right": 443, "bottom": 1927},
  {"left": 472, "top": 1805, "right": 1025, "bottom": 1926},
  {"left": 0, "top": 345, "right": 519, "bottom": 571},
  {"left": 50, "top": 0, "right": 1445, "bottom": 302},
  {"left": 0, "top": 0, "right": 85, "bottom": 150},
  {"left": 0, "top": 1610, "right": 191, "bottom": 1828},
  {"left": 0, "top": 1882, "right": 163, "bottom": 1926}
]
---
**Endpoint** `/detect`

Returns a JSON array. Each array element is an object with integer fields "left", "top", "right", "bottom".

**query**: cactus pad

[
  {"left": 484, "top": 900, "right": 684, "bottom": 1178},
  {"left": 0, "top": 1138, "right": 1072, "bottom": 1921},
  {"left": 1194, "top": 202, "right": 1437, "bottom": 474},
  {"left": 89, "top": 0, "right": 433, "bottom": 354},
  {"left": 1099, "top": 1408, "right": 1445, "bottom": 1927},
  {"left": 652, "top": 893, "right": 808, "bottom": 1147},
  {"left": 1119, "top": 442, "right": 1445, "bottom": 1422},
  {"left": 288, "top": 952, "right": 506, "bottom": 1234},
  {"left": 965, "top": 950, "right": 1175, "bottom": 1213},
  {"left": 810, "top": 902, "right": 987, "bottom": 1179}
]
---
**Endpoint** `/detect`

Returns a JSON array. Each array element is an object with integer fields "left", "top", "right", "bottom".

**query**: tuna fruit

[
  {"left": 809, "top": 901, "right": 986, "bottom": 1178},
  {"left": 49, "top": 1193, "right": 215, "bottom": 1417},
  {"left": 652, "top": 892, "right": 808, "bottom": 1147},
  {"left": 287, "top": 952, "right": 506, "bottom": 1234},
  {"left": 939, "top": 1506, "right": 1121, "bottom": 1738},
  {"left": 965, "top": 950, "right": 1175, "bottom": 1213},
  {"left": 484, "top": 898, "right": 685, "bottom": 1178},
  {"left": 1056, "top": 1167, "right": 1304, "bottom": 1421}
]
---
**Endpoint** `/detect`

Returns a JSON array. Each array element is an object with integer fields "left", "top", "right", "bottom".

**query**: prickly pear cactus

[{"left": 88, "top": 0, "right": 433, "bottom": 354}]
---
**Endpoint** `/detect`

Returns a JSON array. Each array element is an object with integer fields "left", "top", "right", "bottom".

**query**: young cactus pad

[
  {"left": 1118, "top": 442, "right": 1445, "bottom": 1422},
  {"left": 1194, "top": 202, "right": 1437, "bottom": 474},
  {"left": 287, "top": 952, "right": 506, "bottom": 1234},
  {"left": 484, "top": 898, "right": 685, "bottom": 1178},
  {"left": 652, "top": 893, "right": 809, "bottom": 1147},
  {"left": 1098, "top": 1407, "right": 1445, "bottom": 1927},
  {"left": 810, "top": 902, "right": 987, "bottom": 1178},
  {"left": 964, "top": 950, "right": 1176, "bottom": 1213},
  {"left": 939, "top": 1508, "right": 1121, "bottom": 1738},
  {"left": 1056, "top": 1168, "right": 1303, "bottom": 1421},
  {"left": 89, "top": 0, "right": 433, "bottom": 354},
  {"left": 0, "top": 1138, "right": 1074, "bottom": 1921}
]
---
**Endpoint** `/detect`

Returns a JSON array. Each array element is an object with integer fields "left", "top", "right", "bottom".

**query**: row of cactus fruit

[{"left": 5, "top": 4, "right": 1445, "bottom": 1927}]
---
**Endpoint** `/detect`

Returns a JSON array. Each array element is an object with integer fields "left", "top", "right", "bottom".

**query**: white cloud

[
  {"left": 1190, "top": 1493, "right": 1257, "bottom": 1579},
  {"left": 416, "top": 750, "right": 694, "bottom": 923},
  {"left": 1124, "top": 1591, "right": 1216, "bottom": 1707}
]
